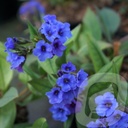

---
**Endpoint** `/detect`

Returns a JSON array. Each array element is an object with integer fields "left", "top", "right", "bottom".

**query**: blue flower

[
  {"left": 86, "top": 119, "right": 106, "bottom": 128},
  {"left": 52, "top": 39, "right": 66, "bottom": 57},
  {"left": 61, "top": 62, "right": 76, "bottom": 73},
  {"left": 43, "top": 14, "right": 57, "bottom": 24},
  {"left": 50, "top": 104, "right": 70, "bottom": 122},
  {"left": 57, "top": 70, "right": 64, "bottom": 77},
  {"left": 5, "top": 37, "right": 17, "bottom": 51},
  {"left": 95, "top": 92, "right": 118, "bottom": 117},
  {"left": 7, "top": 52, "right": 25, "bottom": 72},
  {"left": 19, "top": 0, "right": 45, "bottom": 15},
  {"left": 56, "top": 22, "right": 72, "bottom": 43},
  {"left": 33, "top": 40, "right": 53, "bottom": 61},
  {"left": 77, "top": 69, "right": 88, "bottom": 88},
  {"left": 66, "top": 100, "right": 82, "bottom": 114},
  {"left": 39, "top": 14, "right": 72, "bottom": 43},
  {"left": 117, "top": 114, "right": 128, "bottom": 128},
  {"left": 57, "top": 74, "right": 76, "bottom": 92},
  {"left": 62, "top": 90, "right": 75, "bottom": 104},
  {"left": 40, "top": 23, "right": 57, "bottom": 42},
  {"left": 106, "top": 109, "right": 127, "bottom": 127},
  {"left": 46, "top": 87, "right": 63, "bottom": 104}
]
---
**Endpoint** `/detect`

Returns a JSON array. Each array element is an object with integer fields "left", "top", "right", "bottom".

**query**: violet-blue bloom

[
  {"left": 62, "top": 90, "right": 75, "bottom": 104},
  {"left": 7, "top": 52, "right": 25, "bottom": 72},
  {"left": 86, "top": 119, "right": 106, "bottom": 128},
  {"left": 56, "top": 21, "right": 72, "bottom": 43},
  {"left": 43, "top": 14, "right": 57, "bottom": 24},
  {"left": 50, "top": 104, "right": 70, "bottom": 122},
  {"left": 57, "top": 70, "right": 64, "bottom": 77},
  {"left": 46, "top": 87, "right": 63, "bottom": 104},
  {"left": 106, "top": 109, "right": 126, "bottom": 126},
  {"left": 33, "top": 40, "right": 53, "bottom": 61},
  {"left": 52, "top": 39, "right": 66, "bottom": 57},
  {"left": 76, "top": 69, "right": 88, "bottom": 87},
  {"left": 5, "top": 37, "right": 17, "bottom": 51},
  {"left": 66, "top": 100, "right": 82, "bottom": 114},
  {"left": 57, "top": 74, "right": 76, "bottom": 92},
  {"left": 61, "top": 62, "right": 76, "bottom": 73},
  {"left": 19, "top": 0, "right": 45, "bottom": 15},
  {"left": 109, "top": 113, "right": 128, "bottom": 128},
  {"left": 95, "top": 92, "right": 118, "bottom": 117},
  {"left": 40, "top": 23, "right": 57, "bottom": 42}
]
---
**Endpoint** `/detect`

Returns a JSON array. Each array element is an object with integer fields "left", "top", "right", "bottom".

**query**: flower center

[
  {"left": 58, "top": 108, "right": 64, "bottom": 113},
  {"left": 41, "top": 46, "right": 46, "bottom": 52},
  {"left": 47, "top": 30, "right": 52, "bottom": 36},
  {"left": 115, "top": 114, "right": 121, "bottom": 120},
  {"left": 54, "top": 42, "right": 59, "bottom": 48},
  {"left": 65, "top": 66, "right": 70, "bottom": 71},
  {"left": 70, "top": 102, "right": 76, "bottom": 108},
  {"left": 105, "top": 102, "right": 112, "bottom": 108},
  {"left": 54, "top": 90, "right": 59, "bottom": 96},
  {"left": 64, "top": 78, "right": 70, "bottom": 84},
  {"left": 58, "top": 29, "right": 63, "bottom": 36}
]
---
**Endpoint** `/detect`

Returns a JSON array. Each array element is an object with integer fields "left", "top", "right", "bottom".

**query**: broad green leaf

[
  {"left": 99, "top": 55, "right": 123, "bottom": 73},
  {"left": 0, "top": 87, "right": 18, "bottom": 107},
  {"left": 28, "top": 78, "right": 52, "bottom": 96},
  {"left": 77, "top": 40, "right": 112, "bottom": 57},
  {"left": 86, "top": 34, "right": 109, "bottom": 72},
  {"left": 0, "top": 101, "right": 16, "bottom": 128},
  {"left": 99, "top": 8, "right": 121, "bottom": 34},
  {"left": 27, "top": 22, "right": 39, "bottom": 42},
  {"left": 39, "top": 57, "right": 58, "bottom": 74},
  {"left": 77, "top": 121, "right": 86, "bottom": 128},
  {"left": 19, "top": 72, "right": 32, "bottom": 84},
  {"left": 0, "top": 43, "right": 13, "bottom": 92},
  {"left": 83, "top": 8, "right": 102, "bottom": 40},
  {"left": 119, "top": 41, "right": 128, "bottom": 56},
  {"left": 23, "top": 65, "right": 40, "bottom": 79},
  {"left": 32, "top": 118, "right": 48, "bottom": 128},
  {"left": 48, "top": 74, "right": 56, "bottom": 86},
  {"left": 65, "top": 25, "right": 81, "bottom": 46}
]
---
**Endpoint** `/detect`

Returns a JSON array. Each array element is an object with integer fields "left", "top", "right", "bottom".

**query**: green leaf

[
  {"left": 98, "top": 7, "right": 121, "bottom": 36},
  {"left": 39, "top": 57, "right": 58, "bottom": 74},
  {"left": 0, "top": 43, "right": 13, "bottom": 92},
  {"left": 0, "top": 101, "right": 16, "bottom": 128},
  {"left": 83, "top": 8, "right": 102, "bottom": 40},
  {"left": 28, "top": 78, "right": 52, "bottom": 96},
  {"left": 86, "top": 34, "right": 109, "bottom": 72},
  {"left": 23, "top": 65, "right": 40, "bottom": 79},
  {"left": 77, "top": 40, "right": 112, "bottom": 57},
  {"left": 32, "top": 118, "right": 48, "bottom": 128},
  {"left": 48, "top": 74, "right": 56, "bottom": 86},
  {"left": 19, "top": 72, "right": 32, "bottom": 84},
  {"left": 119, "top": 41, "right": 128, "bottom": 56},
  {"left": 0, "top": 87, "right": 18, "bottom": 107},
  {"left": 99, "top": 55, "right": 123, "bottom": 73},
  {"left": 65, "top": 25, "right": 81, "bottom": 46},
  {"left": 27, "top": 22, "right": 39, "bottom": 42}
]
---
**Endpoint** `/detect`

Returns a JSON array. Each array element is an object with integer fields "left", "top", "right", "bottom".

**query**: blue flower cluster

[
  {"left": 33, "top": 15, "right": 72, "bottom": 61},
  {"left": 19, "top": 0, "right": 45, "bottom": 18},
  {"left": 5, "top": 38, "right": 25, "bottom": 72},
  {"left": 86, "top": 92, "right": 128, "bottom": 128},
  {"left": 46, "top": 62, "right": 88, "bottom": 122}
]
